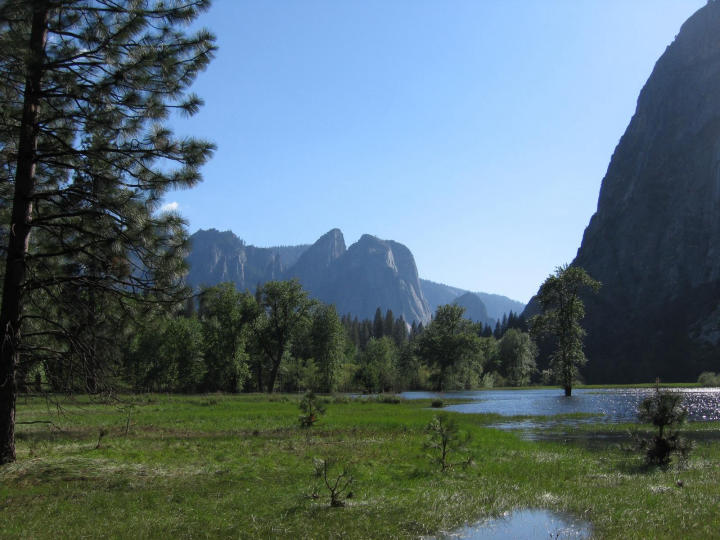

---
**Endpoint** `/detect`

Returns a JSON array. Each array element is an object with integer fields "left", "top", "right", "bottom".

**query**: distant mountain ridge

[
  {"left": 186, "top": 228, "right": 431, "bottom": 323},
  {"left": 420, "top": 279, "right": 525, "bottom": 322},
  {"left": 186, "top": 229, "right": 524, "bottom": 325}
]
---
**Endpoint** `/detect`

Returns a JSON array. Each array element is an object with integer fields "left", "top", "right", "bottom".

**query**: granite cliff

[
  {"left": 187, "top": 229, "right": 525, "bottom": 326},
  {"left": 304, "top": 234, "right": 431, "bottom": 324},
  {"left": 527, "top": 2, "right": 720, "bottom": 382},
  {"left": 187, "top": 229, "right": 432, "bottom": 324},
  {"left": 185, "top": 229, "right": 288, "bottom": 290}
]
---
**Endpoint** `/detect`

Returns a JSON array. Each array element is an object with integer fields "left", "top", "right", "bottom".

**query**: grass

[{"left": 1, "top": 393, "right": 719, "bottom": 538}]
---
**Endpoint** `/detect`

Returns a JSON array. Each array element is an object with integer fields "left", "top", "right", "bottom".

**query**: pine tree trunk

[{"left": 0, "top": 0, "right": 49, "bottom": 465}]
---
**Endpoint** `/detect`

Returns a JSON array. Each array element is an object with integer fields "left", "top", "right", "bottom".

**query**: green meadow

[{"left": 1, "top": 394, "right": 719, "bottom": 539}]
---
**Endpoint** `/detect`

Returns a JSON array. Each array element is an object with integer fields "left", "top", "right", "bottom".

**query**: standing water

[
  {"left": 401, "top": 388, "right": 720, "bottom": 423},
  {"left": 438, "top": 509, "right": 592, "bottom": 539}
]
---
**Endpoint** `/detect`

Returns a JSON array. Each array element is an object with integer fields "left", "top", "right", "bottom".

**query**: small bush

[
  {"left": 697, "top": 371, "right": 720, "bottom": 387},
  {"left": 424, "top": 413, "right": 473, "bottom": 472},
  {"left": 298, "top": 392, "right": 325, "bottom": 428},
  {"left": 431, "top": 399, "right": 444, "bottom": 408},
  {"left": 310, "top": 458, "right": 354, "bottom": 507},
  {"left": 637, "top": 384, "right": 691, "bottom": 468}
]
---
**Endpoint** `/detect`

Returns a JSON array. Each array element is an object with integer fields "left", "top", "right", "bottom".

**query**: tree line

[{"left": 14, "top": 278, "right": 541, "bottom": 395}]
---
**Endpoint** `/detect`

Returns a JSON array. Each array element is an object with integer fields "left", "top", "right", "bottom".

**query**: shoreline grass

[{"left": 2, "top": 394, "right": 719, "bottom": 538}]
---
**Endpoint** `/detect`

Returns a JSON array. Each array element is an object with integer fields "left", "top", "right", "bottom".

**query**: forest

[{"left": 19, "top": 278, "right": 537, "bottom": 396}]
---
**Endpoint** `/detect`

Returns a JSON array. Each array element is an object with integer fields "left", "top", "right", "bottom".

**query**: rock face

[
  {"left": 527, "top": 2, "right": 720, "bottom": 382},
  {"left": 187, "top": 229, "right": 432, "bottom": 324},
  {"left": 185, "top": 229, "right": 285, "bottom": 290},
  {"left": 283, "top": 228, "right": 346, "bottom": 298},
  {"left": 187, "top": 229, "right": 524, "bottom": 326},
  {"left": 323, "top": 234, "right": 431, "bottom": 324}
]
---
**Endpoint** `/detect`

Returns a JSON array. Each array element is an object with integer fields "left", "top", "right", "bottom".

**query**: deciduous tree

[
  {"left": 497, "top": 329, "right": 537, "bottom": 386},
  {"left": 416, "top": 304, "right": 481, "bottom": 391},
  {"left": 531, "top": 264, "right": 600, "bottom": 396},
  {"left": 253, "top": 280, "right": 314, "bottom": 392},
  {"left": 199, "top": 283, "right": 255, "bottom": 392}
]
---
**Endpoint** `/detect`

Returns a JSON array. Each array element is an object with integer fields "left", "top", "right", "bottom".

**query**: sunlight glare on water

[
  {"left": 401, "top": 388, "right": 720, "bottom": 423},
  {"left": 437, "top": 509, "right": 592, "bottom": 540}
]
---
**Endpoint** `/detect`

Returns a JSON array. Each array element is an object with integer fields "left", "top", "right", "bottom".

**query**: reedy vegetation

[{"left": 2, "top": 394, "right": 719, "bottom": 538}]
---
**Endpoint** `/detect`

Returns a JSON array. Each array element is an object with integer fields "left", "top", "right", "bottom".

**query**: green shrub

[
  {"left": 424, "top": 414, "right": 473, "bottom": 472},
  {"left": 637, "top": 385, "right": 691, "bottom": 468},
  {"left": 697, "top": 371, "right": 720, "bottom": 387},
  {"left": 298, "top": 392, "right": 325, "bottom": 428}
]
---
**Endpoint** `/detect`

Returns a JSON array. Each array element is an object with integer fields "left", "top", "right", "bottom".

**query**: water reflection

[
  {"left": 438, "top": 509, "right": 592, "bottom": 539},
  {"left": 401, "top": 388, "right": 720, "bottom": 423}
]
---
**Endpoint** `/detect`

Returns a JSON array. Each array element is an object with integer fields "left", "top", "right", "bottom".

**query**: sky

[{"left": 166, "top": 0, "right": 706, "bottom": 304}]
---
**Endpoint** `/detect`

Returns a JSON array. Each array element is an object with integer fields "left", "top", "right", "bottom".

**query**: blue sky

[{"left": 167, "top": 0, "right": 705, "bottom": 303}]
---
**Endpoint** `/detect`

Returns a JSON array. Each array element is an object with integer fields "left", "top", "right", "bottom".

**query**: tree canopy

[
  {"left": 531, "top": 264, "right": 600, "bottom": 396},
  {"left": 0, "top": 0, "right": 216, "bottom": 464},
  {"left": 415, "top": 304, "right": 482, "bottom": 391}
]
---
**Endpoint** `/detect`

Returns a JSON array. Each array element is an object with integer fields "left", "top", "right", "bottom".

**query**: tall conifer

[
  {"left": 0, "top": 0, "right": 216, "bottom": 464},
  {"left": 372, "top": 307, "right": 384, "bottom": 338}
]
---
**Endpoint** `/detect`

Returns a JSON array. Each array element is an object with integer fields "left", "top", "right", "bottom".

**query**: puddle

[{"left": 438, "top": 509, "right": 592, "bottom": 539}]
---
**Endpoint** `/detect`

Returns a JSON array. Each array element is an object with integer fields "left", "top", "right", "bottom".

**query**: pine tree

[
  {"left": 392, "top": 316, "right": 408, "bottom": 347},
  {"left": 410, "top": 320, "right": 419, "bottom": 339},
  {"left": 383, "top": 309, "right": 394, "bottom": 338},
  {"left": 501, "top": 313, "right": 508, "bottom": 334},
  {"left": 360, "top": 320, "right": 372, "bottom": 349},
  {"left": 0, "top": 0, "right": 216, "bottom": 464},
  {"left": 372, "top": 307, "right": 384, "bottom": 338}
]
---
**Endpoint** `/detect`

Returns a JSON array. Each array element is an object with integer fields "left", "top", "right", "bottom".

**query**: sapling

[
  {"left": 637, "top": 383, "right": 691, "bottom": 468},
  {"left": 311, "top": 458, "right": 354, "bottom": 507},
  {"left": 424, "top": 413, "right": 473, "bottom": 472},
  {"left": 298, "top": 392, "right": 325, "bottom": 428}
]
